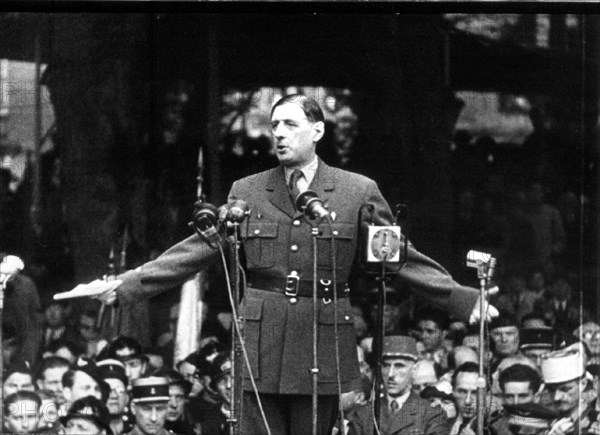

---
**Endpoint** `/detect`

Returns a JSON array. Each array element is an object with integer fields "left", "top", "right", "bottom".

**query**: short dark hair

[
  {"left": 452, "top": 362, "right": 479, "bottom": 388},
  {"left": 4, "top": 391, "right": 41, "bottom": 413},
  {"left": 416, "top": 308, "right": 450, "bottom": 330},
  {"left": 36, "top": 356, "right": 71, "bottom": 382},
  {"left": 271, "top": 94, "right": 325, "bottom": 124},
  {"left": 499, "top": 364, "right": 542, "bottom": 393}
]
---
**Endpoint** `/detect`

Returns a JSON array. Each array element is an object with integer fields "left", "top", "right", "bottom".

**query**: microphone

[
  {"left": 219, "top": 200, "right": 250, "bottom": 223},
  {"left": 189, "top": 202, "right": 221, "bottom": 248},
  {"left": 295, "top": 191, "right": 329, "bottom": 220}
]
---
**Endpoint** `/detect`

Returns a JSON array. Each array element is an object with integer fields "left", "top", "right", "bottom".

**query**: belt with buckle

[{"left": 246, "top": 273, "right": 349, "bottom": 299}]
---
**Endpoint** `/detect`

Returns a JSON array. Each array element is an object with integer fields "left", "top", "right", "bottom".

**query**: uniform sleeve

[
  {"left": 116, "top": 233, "right": 219, "bottom": 305},
  {"left": 366, "top": 180, "right": 479, "bottom": 322}
]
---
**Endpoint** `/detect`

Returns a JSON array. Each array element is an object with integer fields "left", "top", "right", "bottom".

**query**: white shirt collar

[{"left": 284, "top": 155, "right": 318, "bottom": 186}]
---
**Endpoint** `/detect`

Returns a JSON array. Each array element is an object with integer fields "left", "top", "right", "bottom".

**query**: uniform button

[
  {"left": 324, "top": 288, "right": 329, "bottom": 292},
  {"left": 333, "top": 230, "right": 339, "bottom": 236},
  {"left": 293, "top": 220, "right": 301, "bottom": 226},
  {"left": 289, "top": 298, "right": 297, "bottom": 304},
  {"left": 291, "top": 245, "right": 299, "bottom": 252},
  {"left": 290, "top": 270, "right": 298, "bottom": 276},
  {"left": 344, "top": 315, "right": 350, "bottom": 321},
  {"left": 254, "top": 229, "right": 260, "bottom": 235}
]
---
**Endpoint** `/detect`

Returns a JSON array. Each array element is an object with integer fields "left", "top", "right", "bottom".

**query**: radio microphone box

[{"left": 366, "top": 225, "right": 402, "bottom": 263}]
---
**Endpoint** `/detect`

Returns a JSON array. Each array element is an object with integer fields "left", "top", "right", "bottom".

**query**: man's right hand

[{"left": 95, "top": 285, "right": 118, "bottom": 305}]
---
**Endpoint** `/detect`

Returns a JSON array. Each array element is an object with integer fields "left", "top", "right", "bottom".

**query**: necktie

[
  {"left": 288, "top": 169, "right": 303, "bottom": 205},
  {"left": 390, "top": 399, "right": 400, "bottom": 414}
]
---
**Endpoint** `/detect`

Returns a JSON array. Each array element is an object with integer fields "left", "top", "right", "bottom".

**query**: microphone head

[
  {"left": 227, "top": 200, "right": 249, "bottom": 223},
  {"left": 295, "top": 191, "right": 319, "bottom": 213}
]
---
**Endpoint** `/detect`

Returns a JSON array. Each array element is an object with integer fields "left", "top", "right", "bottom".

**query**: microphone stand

[
  {"left": 373, "top": 261, "right": 389, "bottom": 432},
  {"left": 0, "top": 275, "right": 6, "bottom": 423},
  {"left": 228, "top": 222, "right": 243, "bottom": 435},
  {"left": 475, "top": 257, "right": 495, "bottom": 435},
  {"left": 310, "top": 224, "right": 320, "bottom": 435}
]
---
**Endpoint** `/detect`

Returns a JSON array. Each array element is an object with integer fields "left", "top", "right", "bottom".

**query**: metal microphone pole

[
  {"left": 311, "top": 224, "right": 319, "bottom": 435},
  {"left": 0, "top": 276, "right": 5, "bottom": 422},
  {"left": 228, "top": 222, "right": 243, "bottom": 435}
]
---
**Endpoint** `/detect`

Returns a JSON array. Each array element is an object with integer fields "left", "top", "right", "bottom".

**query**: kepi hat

[
  {"left": 131, "top": 377, "right": 170, "bottom": 403},
  {"left": 382, "top": 336, "right": 418, "bottom": 361},
  {"left": 540, "top": 342, "right": 586, "bottom": 384}
]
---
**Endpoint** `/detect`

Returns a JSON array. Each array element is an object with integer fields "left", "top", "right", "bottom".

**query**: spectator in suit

[
  {"left": 3, "top": 361, "right": 35, "bottom": 396},
  {"left": 35, "top": 356, "right": 70, "bottom": 404}
]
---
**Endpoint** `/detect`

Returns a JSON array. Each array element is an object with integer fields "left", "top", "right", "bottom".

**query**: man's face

[
  {"left": 545, "top": 379, "right": 584, "bottom": 416},
  {"left": 45, "top": 304, "right": 65, "bottom": 327},
  {"left": 522, "top": 348, "right": 551, "bottom": 369},
  {"left": 271, "top": 102, "right": 322, "bottom": 168},
  {"left": 65, "top": 371, "right": 102, "bottom": 401},
  {"left": 381, "top": 357, "right": 415, "bottom": 397},
  {"left": 502, "top": 381, "right": 535, "bottom": 406},
  {"left": 133, "top": 401, "right": 168, "bottom": 435},
  {"left": 38, "top": 366, "right": 68, "bottom": 395},
  {"left": 104, "top": 378, "right": 129, "bottom": 415},
  {"left": 3, "top": 372, "right": 34, "bottom": 396},
  {"left": 4, "top": 399, "right": 39, "bottom": 433},
  {"left": 116, "top": 350, "right": 146, "bottom": 381},
  {"left": 216, "top": 373, "right": 232, "bottom": 405},
  {"left": 490, "top": 326, "right": 519, "bottom": 358},
  {"left": 418, "top": 320, "right": 444, "bottom": 352},
  {"left": 64, "top": 418, "right": 104, "bottom": 435},
  {"left": 167, "top": 384, "right": 187, "bottom": 422},
  {"left": 178, "top": 361, "right": 203, "bottom": 397},
  {"left": 79, "top": 315, "right": 100, "bottom": 342},
  {"left": 454, "top": 372, "right": 478, "bottom": 420}
]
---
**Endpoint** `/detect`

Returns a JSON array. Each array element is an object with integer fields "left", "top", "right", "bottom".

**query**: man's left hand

[{"left": 469, "top": 295, "right": 499, "bottom": 324}]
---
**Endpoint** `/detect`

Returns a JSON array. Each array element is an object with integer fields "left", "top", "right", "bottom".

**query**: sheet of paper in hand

[{"left": 53, "top": 279, "right": 123, "bottom": 300}]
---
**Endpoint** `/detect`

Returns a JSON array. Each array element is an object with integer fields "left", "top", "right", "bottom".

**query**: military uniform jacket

[
  {"left": 116, "top": 160, "right": 479, "bottom": 395},
  {"left": 347, "top": 391, "right": 450, "bottom": 435}
]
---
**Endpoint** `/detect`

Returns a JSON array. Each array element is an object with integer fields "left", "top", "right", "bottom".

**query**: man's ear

[
  {"left": 36, "top": 379, "right": 44, "bottom": 390},
  {"left": 312, "top": 121, "right": 325, "bottom": 143}
]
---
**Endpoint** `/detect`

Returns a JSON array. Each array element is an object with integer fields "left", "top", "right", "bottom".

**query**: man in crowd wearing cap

[
  {"left": 98, "top": 359, "right": 133, "bottom": 435},
  {"left": 348, "top": 335, "right": 449, "bottom": 435},
  {"left": 128, "top": 377, "right": 175, "bottom": 435},
  {"left": 106, "top": 336, "right": 149, "bottom": 382},
  {"left": 3, "top": 391, "right": 41, "bottom": 434},
  {"left": 35, "top": 356, "right": 71, "bottom": 403},
  {"left": 503, "top": 403, "right": 558, "bottom": 435},
  {"left": 541, "top": 343, "right": 594, "bottom": 434},
  {"left": 489, "top": 314, "right": 521, "bottom": 372},
  {"left": 490, "top": 364, "right": 543, "bottom": 435},
  {"left": 61, "top": 396, "right": 113, "bottom": 435},
  {"left": 3, "top": 360, "right": 34, "bottom": 396},
  {"left": 62, "top": 357, "right": 109, "bottom": 405},
  {"left": 519, "top": 327, "right": 554, "bottom": 370}
]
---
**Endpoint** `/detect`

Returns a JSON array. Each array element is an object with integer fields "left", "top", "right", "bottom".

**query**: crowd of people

[{"left": 2, "top": 271, "right": 599, "bottom": 434}]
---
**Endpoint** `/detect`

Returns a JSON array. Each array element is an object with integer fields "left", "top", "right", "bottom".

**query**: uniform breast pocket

[
  {"left": 316, "top": 223, "right": 355, "bottom": 271},
  {"left": 242, "top": 222, "right": 278, "bottom": 269}
]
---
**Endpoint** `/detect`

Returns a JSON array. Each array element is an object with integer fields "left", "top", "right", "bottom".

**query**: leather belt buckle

[
  {"left": 285, "top": 274, "right": 300, "bottom": 297},
  {"left": 320, "top": 279, "right": 332, "bottom": 304}
]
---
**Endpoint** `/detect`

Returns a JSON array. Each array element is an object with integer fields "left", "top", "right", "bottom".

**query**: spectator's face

[
  {"left": 271, "top": 102, "right": 322, "bottom": 168},
  {"left": 116, "top": 352, "right": 146, "bottom": 381},
  {"left": 216, "top": 373, "right": 232, "bottom": 405},
  {"left": 45, "top": 304, "right": 65, "bottom": 327},
  {"left": 4, "top": 399, "right": 39, "bottom": 433},
  {"left": 522, "top": 348, "right": 551, "bottom": 369},
  {"left": 3, "top": 372, "right": 34, "bottom": 396},
  {"left": 490, "top": 327, "right": 519, "bottom": 358},
  {"left": 418, "top": 320, "right": 444, "bottom": 352},
  {"left": 105, "top": 378, "right": 128, "bottom": 415},
  {"left": 351, "top": 306, "right": 368, "bottom": 339},
  {"left": 79, "top": 315, "right": 100, "bottom": 342},
  {"left": 528, "top": 273, "right": 545, "bottom": 292},
  {"left": 65, "top": 371, "right": 101, "bottom": 401},
  {"left": 167, "top": 384, "right": 187, "bottom": 422},
  {"left": 132, "top": 401, "right": 168, "bottom": 435},
  {"left": 502, "top": 381, "right": 535, "bottom": 406},
  {"left": 454, "top": 372, "right": 478, "bottom": 419},
  {"left": 178, "top": 361, "right": 203, "bottom": 397},
  {"left": 38, "top": 366, "right": 68, "bottom": 395},
  {"left": 64, "top": 418, "right": 105, "bottom": 435},
  {"left": 545, "top": 378, "right": 584, "bottom": 416},
  {"left": 382, "top": 357, "right": 414, "bottom": 397}
]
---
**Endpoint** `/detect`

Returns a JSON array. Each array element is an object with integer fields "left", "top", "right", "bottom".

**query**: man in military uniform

[
  {"left": 127, "top": 377, "right": 178, "bottom": 435},
  {"left": 541, "top": 343, "right": 594, "bottom": 434},
  {"left": 92, "top": 94, "right": 497, "bottom": 435}
]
